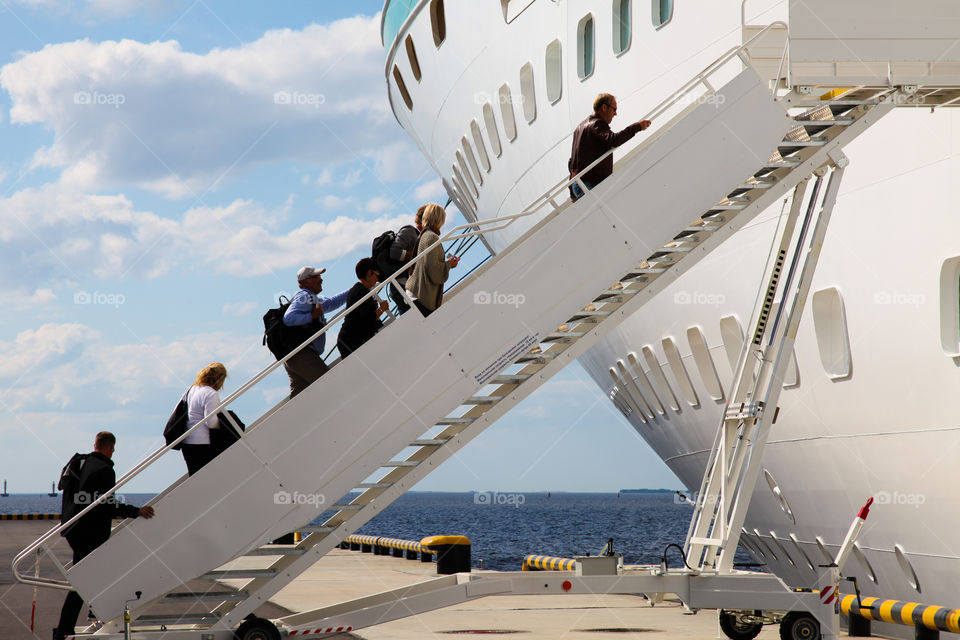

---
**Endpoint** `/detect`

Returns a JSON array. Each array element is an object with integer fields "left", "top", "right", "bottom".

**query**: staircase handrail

[{"left": 11, "top": 21, "right": 789, "bottom": 589}]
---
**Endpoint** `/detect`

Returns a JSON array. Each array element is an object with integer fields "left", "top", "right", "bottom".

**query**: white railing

[{"left": 12, "top": 21, "right": 790, "bottom": 590}]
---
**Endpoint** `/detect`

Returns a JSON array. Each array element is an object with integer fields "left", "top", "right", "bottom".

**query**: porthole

[
  {"left": 470, "top": 121, "right": 491, "bottom": 172},
  {"left": 719, "top": 315, "right": 745, "bottom": 373},
  {"left": 789, "top": 534, "right": 816, "bottom": 571},
  {"left": 455, "top": 151, "right": 478, "bottom": 196},
  {"left": 545, "top": 39, "right": 562, "bottom": 104},
  {"left": 752, "top": 529, "right": 778, "bottom": 560},
  {"left": 626, "top": 353, "right": 665, "bottom": 416},
  {"left": 686, "top": 326, "right": 724, "bottom": 401},
  {"left": 852, "top": 543, "right": 879, "bottom": 584},
  {"left": 430, "top": 0, "right": 446, "bottom": 47},
  {"left": 938, "top": 257, "right": 960, "bottom": 356},
  {"left": 770, "top": 302, "right": 801, "bottom": 388},
  {"left": 461, "top": 137, "right": 483, "bottom": 185},
  {"left": 482, "top": 103, "right": 502, "bottom": 157},
  {"left": 769, "top": 533, "right": 796, "bottom": 567},
  {"left": 392, "top": 65, "right": 413, "bottom": 111},
  {"left": 608, "top": 367, "right": 648, "bottom": 423},
  {"left": 894, "top": 545, "right": 921, "bottom": 592},
  {"left": 451, "top": 163, "right": 476, "bottom": 206},
  {"left": 577, "top": 14, "right": 595, "bottom": 80},
  {"left": 498, "top": 84, "right": 518, "bottom": 141},
  {"left": 661, "top": 337, "right": 699, "bottom": 407},
  {"left": 609, "top": 387, "right": 634, "bottom": 419},
  {"left": 405, "top": 35, "right": 421, "bottom": 82},
  {"left": 613, "top": 0, "right": 632, "bottom": 55},
  {"left": 617, "top": 359, "right": 656, "bottom": 420},
  {"left": 815, "top": 536, "right": 834, "bottom": 564},
  {"left": 519, "top": 62, "right": 537, "bottom": 123},
  {"left": 641, "top": 346, "right": 679, "bottom": 412},
  {"left": 763, "top": 469, "right": 796, "bottom": 524},
  {"left": 812, "top": 287, "right": 852, "bottom": 379},
  {"left": 652, "top": 0, "right": 673, "bottom": 29}
]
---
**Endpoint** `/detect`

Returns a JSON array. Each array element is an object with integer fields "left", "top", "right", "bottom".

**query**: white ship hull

[{"left": 382, "top": 0, "right": 960, "bottom": 631}]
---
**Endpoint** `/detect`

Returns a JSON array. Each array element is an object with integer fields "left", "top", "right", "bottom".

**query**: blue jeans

[{"left": 570, "top": 178, "right": 597, "bottom": 202}]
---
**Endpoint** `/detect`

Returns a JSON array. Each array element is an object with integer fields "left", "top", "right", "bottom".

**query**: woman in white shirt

[{"left": 181, "top": 362, "right": 227, "bottom": 476}]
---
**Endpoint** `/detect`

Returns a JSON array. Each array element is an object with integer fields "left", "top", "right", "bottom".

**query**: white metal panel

[
  {"left": 67, "top": 67, "right": 792, "bottom": 623},
  {"left": 790, "top": 0, "right": 960, "bottom": 84}
]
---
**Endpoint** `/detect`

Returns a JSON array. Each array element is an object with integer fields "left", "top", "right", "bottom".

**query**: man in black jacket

[
  {"left": 568, "top": 93, "right": 651, "bottom": 201},
  {"left": 54, "top": 431, "right": 155, "bottom": 640}
]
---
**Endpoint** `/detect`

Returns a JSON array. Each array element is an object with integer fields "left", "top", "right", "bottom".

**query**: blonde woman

[
  {"left": 406, "top": 203, "right": 458, "bottom": 316},
  {"left": 181, "top": 362, "right": 227, "bottom": 476}
]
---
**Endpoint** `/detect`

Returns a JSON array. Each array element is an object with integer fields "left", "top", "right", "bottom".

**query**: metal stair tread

[
  {"left": 203, "top": 568, "right": 278, "bottom": 579},
  {"left": 162, "top": 590, "right": 249, "bottom": 602},
  {"left": 244, "top": 546, "right": 307, "bottom": 556}
]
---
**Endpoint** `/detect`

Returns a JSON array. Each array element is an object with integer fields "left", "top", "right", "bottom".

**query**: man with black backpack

[
  {"left": 371, "top": 206, "right": 424, "bottom": 314},
  {"left": 54, "top": 431, "right": 154, "bottom": 640},
  {"left": 280, "top": 265, "right": 350, "bottom": 397}
]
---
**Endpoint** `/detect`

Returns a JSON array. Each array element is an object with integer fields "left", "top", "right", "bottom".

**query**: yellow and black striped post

[
  {"left": 841, "top": 594, "right": 960, "bottom": 635},
  {"left": 522, "top": 555, "right": 577, "bottom": 571}
]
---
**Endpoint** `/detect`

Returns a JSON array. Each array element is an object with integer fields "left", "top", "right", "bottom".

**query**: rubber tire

[
  {"left": 235, "top": 617, "right": 281, "bottom": 640},
  {"left": 779, "top": 611, "right": 820, "bottom": 640},
  {"left": 719, "top": 610, "right": 763, "bottom": 640}
]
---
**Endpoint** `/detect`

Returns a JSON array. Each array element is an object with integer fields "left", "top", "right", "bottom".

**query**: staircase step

[
  {"left": 204, "top": 568, "right": 278, "bottom": 580},
  {"left": 357, "top": 482, "right": 393, "bottom": 489},
  {"left": 162, "top": 591, "right": 248, "bottom": 603},
  {"left": 382, "top": 460, "right": 421, "bottom": 467},
  {"left": 793, "top": 118, "right": 853, "bottom": 127},
  {"left": 463, "top": 396, "right": 504, "bottom": 405},
  {"left": 488, "top": 374, "right": 532, "bottom": 384},
  {"left": 542, "top": 332, "right": 586, "bottom": 343},
  {"left": 436, "top": 417, "right": 476, "bottom": 425},
  {"left": 514, "top": 354, "right": 556, "bottom": 364},
  {"left": 299, "top": 525, "right": 335, "bottom": 533},
  {"left": 331, "top": 504, "right": 365, "bottom": 510},
  {"left": 706, "top": 204, "right": 747, "bottom": 211},
  {"left": 568, "top": 309, "right": 613, "bottom": 321},
  {"left": 411, "top": 438, "right": 450, "bottom": 446},
  {"left": 761, "top": 159, "right": 801, "bottom": 169},
  {"left": 736, "top": 180, "right": 775, "bottom": 190},
  {"left": 244, "top": 546, "right": 306, "bottom": 557}
]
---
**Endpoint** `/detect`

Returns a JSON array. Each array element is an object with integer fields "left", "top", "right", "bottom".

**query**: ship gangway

[{"left": 14, "top": 2, "right": 960, "bottom": 638}]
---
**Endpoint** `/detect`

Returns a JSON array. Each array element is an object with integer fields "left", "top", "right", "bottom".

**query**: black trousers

[
  {"left": 388, "top": 281, "right": 410, "bottom": 315},
  {"left": 57, "top": 534, "right": 102, "bottom": 635},
  {"left": 181, "top": 443, "right": 217, "bottom": 476},
  {"left": 414, "top": 300, "right": 434, "bottom": 317}
]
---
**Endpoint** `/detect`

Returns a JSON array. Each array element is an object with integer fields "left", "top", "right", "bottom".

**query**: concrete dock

[{"left": 1, "top": 521, "right": 782, "bottom": 639}]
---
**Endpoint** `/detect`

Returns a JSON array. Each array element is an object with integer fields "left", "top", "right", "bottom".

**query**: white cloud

[
  {"left": 222, "top": 301, "right": 258, "bottom": 317},
  {"left": 28, "top": 288, "right": 57, "bottom": 303},
  {"left": 9, "top": 0, "right": 169, "bottom": 17},
  {"left": 0, "top": 16, "right": 429, "bottom": 196},
  {"left": 413, "top": 178, "right": 446, "bottom": 202},
  {"left": 319, "top": 194, "right": 353, "bottom": 211},
  {"left": 315, "top": 168, "right": 333, "bottom": 186},
  {"left": 365, "top": 195, "right": 395, "bottom": 214},
  {"left": 0, "top": 182, "right": 410, "bottom": 295}
]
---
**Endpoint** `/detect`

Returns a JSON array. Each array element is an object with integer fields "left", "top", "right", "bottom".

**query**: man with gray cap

[{"left": 282, "top": 266, "right": 349, "bottom": 396}]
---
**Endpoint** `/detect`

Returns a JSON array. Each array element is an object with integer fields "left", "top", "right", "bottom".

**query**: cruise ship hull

[{"left": 381, "top": 1, "right": 960, "bottom": 633}]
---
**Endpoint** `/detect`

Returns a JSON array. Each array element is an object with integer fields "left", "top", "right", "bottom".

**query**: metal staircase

[{"left": 14, "top": 24, "right": 922, "bottom": 638}]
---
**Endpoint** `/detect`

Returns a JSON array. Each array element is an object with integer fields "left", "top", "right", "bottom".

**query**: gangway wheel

[
  {"left": 719, "top": 610, "right": 763, "bottom": 640},
  {"left": 779, "top": 611, "right": 820, "bottom": 640},
  {"left": 234, "top": 615, "right": 281, "bottom": 640}
]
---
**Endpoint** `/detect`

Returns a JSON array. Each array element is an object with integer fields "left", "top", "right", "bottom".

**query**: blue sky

[{"left": 0, "top": 0, "right": 682, "bottom": 494}]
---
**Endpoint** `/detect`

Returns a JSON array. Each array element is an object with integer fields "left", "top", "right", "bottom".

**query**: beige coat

[{"left": 406, "top": 229, "right": 450, "bottom": 311}]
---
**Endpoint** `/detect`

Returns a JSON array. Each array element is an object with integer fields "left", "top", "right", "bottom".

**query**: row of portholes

[
  {"left": 740, "top": 530, "right": 923, "bottom": 593},
  {"left": 609, "top": 287, "right": 857, "bottom": 423},
  {"left": 607, "top": 318, "right": 802, "bottom": 424},
  {"left": 444, "top": 0, "right": 677, "bottom": 215}
]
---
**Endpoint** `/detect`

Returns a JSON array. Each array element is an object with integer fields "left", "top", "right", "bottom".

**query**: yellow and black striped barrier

[
  {"left": 841, "top": 594, "right": 960, "bottom": 634},
  {"left": 0, "top": 513, "right": 60, "bottom": 520},
  {"left": 340, "top": 535, "right": 432, "bottom": 562},
  {"left": 522, "top": 554, "right": 577, "bottom": 571}
]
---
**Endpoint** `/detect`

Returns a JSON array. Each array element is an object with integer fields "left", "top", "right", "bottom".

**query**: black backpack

[
  {"left": 262, "top": 296, "right": 324, "bottom": 360},
  {"left": 263, "top": 296, "right": 294, "bottom": 360},
  {"left": 371, "top": 230, "right": 399, "bottom": 278},
  {"left": 58, "top": 453, "right": 89, "bottom": 531}
]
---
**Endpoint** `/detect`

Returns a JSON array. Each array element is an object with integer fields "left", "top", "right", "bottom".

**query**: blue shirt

[{"left": 283, "top": 287, "right": 349, "bottom": 354}]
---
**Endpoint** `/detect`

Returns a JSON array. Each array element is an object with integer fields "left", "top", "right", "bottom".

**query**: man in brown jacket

[{"left": 568, "top": 93, "right": 651, "bottom": 201}]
